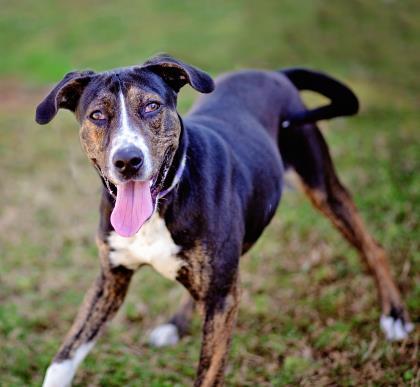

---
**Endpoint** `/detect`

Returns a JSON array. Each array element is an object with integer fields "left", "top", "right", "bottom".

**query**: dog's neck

[{"left": 157, "top": 115, "right": 188, "bottom": 200}]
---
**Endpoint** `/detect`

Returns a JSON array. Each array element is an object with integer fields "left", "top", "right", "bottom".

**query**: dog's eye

[
  {"left": 90, "top": 110, "right": 106, "bottom": 121},
  {"left": 144, "top": 102, "right": 160, "bottom": 113}
]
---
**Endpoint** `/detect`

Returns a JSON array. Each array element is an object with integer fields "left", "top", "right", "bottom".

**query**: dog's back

[
  {"left": 179, "top": 67, "right": 359, "bottom": 249},
  {"left": 179, "top": 71, "right": 298, "bottom": 249},
  {"left": 188, "top": 69, "right": 301, "bottom": 137}
]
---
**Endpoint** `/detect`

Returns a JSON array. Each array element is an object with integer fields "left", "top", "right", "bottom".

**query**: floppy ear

[
  {"left": 142, "top": 54, "right": 214, "bottom": 93},
  {"left": 35, "top": 70, "right": 95, "bottom": 125}
]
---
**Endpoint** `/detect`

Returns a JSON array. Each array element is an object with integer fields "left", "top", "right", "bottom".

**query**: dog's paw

[
  {"left": 380, "top": 315, "right": 414, "bottom": 341},
  {"left": 148, "top": 323, "right": 180, "bottom": 347},
  {"left": 43, "top": 362, "right": 73, "bottom": 387}
]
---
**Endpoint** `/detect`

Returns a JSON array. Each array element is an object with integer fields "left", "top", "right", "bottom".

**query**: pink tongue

[{"left": 110, "top": 180, "right": 153, "bottom": 237}]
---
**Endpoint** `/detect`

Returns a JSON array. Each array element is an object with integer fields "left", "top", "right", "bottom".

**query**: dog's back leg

[
  {"left": 279, "top": 124, "right": 413, "bottom": 340},
  {"left": 148, "top": 292, "right": 195, "bottom": 347}
]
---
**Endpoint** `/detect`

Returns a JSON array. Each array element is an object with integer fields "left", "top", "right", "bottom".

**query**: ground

[{"left": 0, "top": 1, "right": 419, "bottom": 386}]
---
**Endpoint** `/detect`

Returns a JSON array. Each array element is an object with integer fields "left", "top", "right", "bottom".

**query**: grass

[{"left": 0, "top": 1, "right": 419, "bottom": 385}]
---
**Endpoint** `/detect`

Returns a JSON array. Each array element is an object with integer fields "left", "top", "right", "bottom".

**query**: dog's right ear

[{"left": 35, "top": 70, "right": 95, "bottom": 125}]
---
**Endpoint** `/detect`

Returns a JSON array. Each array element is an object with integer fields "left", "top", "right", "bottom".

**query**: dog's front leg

[
  {"left": 194, "top": 282, "right": 240, "bottom": 387},
  {"left": 42, "top": 238, "right": 133, "bottom": 387}
]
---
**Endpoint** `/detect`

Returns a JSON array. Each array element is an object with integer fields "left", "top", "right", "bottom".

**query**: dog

[{"left": 35, "top": 54, "right": 413, "bottom": 386}]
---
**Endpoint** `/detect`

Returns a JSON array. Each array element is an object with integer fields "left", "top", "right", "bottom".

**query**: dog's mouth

[
  {"left": 110, "top": 179, "right": 154, "bottom": 238},
  {"left": 92, "top": 149, "right": 175, "bottom": 238}
]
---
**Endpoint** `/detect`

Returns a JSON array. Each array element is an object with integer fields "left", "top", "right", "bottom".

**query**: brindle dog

[{"left": 35, "top": 55, "right": 413, "bottom": 386}]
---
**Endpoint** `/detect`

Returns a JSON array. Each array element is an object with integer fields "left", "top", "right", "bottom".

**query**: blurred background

[{"left": 0, "top": 1, "right": 419, "bottom": 385}]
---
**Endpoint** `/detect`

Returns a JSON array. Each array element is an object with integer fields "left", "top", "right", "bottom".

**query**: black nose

[{"left": 112, "top": 147, "right": 144, "bottom": 177}]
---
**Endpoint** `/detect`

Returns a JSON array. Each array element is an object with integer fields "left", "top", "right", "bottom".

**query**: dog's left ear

[
  {"left": 35, "top": 70, "right": 95, "bottom": 125},
  {"left": 142, "top": 54, "right": 214, "bottom": 94}
]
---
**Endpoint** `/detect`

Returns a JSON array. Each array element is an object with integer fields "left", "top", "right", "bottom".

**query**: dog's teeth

[{"left": 148, "top": 323, "right": 179, "bottom": 347}]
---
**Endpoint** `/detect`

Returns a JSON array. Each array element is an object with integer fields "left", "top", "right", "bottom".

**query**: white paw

[
  {"left": 380, "top": 315, "right": 414, "bottom": 341},
  {"left": 42, "top": 341, "right": 95, "bottom": 387},
  {"left": 148, "top": 323, "right": 180, "bottom": 347},
  {"left": 42, "top": 361, "right": 74, "bottom": 387}
]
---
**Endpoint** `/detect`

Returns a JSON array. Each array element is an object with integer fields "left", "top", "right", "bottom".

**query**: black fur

[
  {"left": 35, "top": 70, "right": 95, "bottom": 124},
  {"left": 281, "top": 67, "right": 359, "bottom": 126},
  {"left": 142, "top": 54, "right": 215, "bottom": 93}
]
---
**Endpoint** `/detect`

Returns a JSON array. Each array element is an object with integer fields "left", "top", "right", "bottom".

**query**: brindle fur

[
  {"left": 35, "top": 55, "right": 412, "bottom": 386},
  {"left": 54, "top": 236, "right": 133, "bottom": 362},
  {"left": 278, "top": 124, "right": 409, "bottom": 322},
  {"left": 77, "top": 80, "right": 182, "bottom": 187}
]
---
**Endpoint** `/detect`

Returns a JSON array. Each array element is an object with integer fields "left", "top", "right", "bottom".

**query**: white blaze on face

[{"left": 108, "top": 91, "right": 152, "bottom": 182}]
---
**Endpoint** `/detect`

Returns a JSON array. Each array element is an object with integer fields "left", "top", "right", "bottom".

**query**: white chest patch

[{"left": 108, "top": 213, "right": 183, "bottom": 280}]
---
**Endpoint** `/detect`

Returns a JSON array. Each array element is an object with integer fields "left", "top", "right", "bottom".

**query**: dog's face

[
  {"left": 35, "top": 55, "right": 214, "bottom": 236},
  {"left": 76, "top": 70, "right": 181, "bottom": 188}
]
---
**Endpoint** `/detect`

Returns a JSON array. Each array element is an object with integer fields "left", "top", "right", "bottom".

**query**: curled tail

[{"left": 281, "top": 68, "right": 359, "bottom": 127}]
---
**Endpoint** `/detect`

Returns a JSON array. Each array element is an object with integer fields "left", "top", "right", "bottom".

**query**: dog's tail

[{"left": 281, "top": 68, "right": 359, "bottom": 127}]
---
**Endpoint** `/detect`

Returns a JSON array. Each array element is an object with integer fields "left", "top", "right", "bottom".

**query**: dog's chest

[{"left": 108, "top": 214, "right": 183, "bottom": 280}]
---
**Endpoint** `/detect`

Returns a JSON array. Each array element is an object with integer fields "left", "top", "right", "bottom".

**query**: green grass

[{"left": 0, "top": 1, "right": 419, "bottom": 385}]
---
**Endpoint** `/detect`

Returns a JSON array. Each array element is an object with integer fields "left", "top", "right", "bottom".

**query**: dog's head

[{"left": 35, "top": 54, "right": 214, "bottom": 237}]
